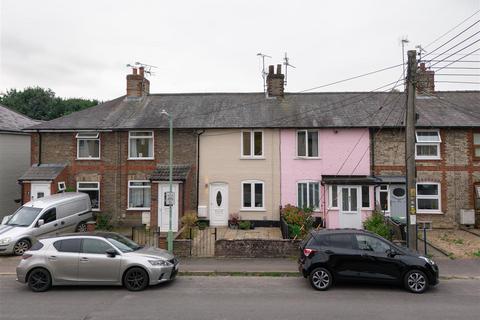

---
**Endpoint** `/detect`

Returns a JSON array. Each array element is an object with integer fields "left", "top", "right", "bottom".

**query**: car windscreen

[
  {"left": 106, "top": 234, "right": 142, "bottom": 253},
  {"left": 6, "top": 206, "right": 42, "bottom": 227}
]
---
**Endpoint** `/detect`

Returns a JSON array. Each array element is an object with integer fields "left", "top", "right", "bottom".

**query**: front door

[
  {"left": 158, "top": 183, "right": 179, "bottom": 232},
  {"left": 390, "top": 185, "right": 406, "bottom": 219},
  {"left": 31, "top": 183, "right": 51, "bottom": 201},
  {"left": 339, "top": 186, "right": 362, "bottom": 229},
  {"left": 209, "top": 183, "right": 228, "bottom": 226}
]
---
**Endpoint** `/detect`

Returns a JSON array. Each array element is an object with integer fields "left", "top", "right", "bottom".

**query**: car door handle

[
  {"left": 61, "top": 221, "right": 65, "bottom": 225},
  {"left": 48, "top": 256, "right": 57, "bottom": 261},
  {"left": 80, "top": 257, "right": 89, "bottom": 262},
  {"left": 54, "top": 223, "right": 58, "bottom": 227}
]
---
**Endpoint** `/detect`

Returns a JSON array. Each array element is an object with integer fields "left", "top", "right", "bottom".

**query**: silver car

[{"left": 16, "top": 232, "right": 179, "bottom": 292}]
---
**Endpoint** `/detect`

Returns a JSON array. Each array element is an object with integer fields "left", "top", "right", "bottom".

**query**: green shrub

[
  {"left": 96, "top": 213, "right": 113, "bottom": 231},
  {"left": 288, "top": 224, "right": 302, "bottom": 238},
  {"left": 363, "top": 212, "right": 391, "bottom": 239},
  {"left": 281, "top": 204, "right": 313, "bottom": 238},
  {"left": 238, "top": 220, "right": 251, "bottom": 230},
  {"left": 181, "top": 211, "right": 198, "bottom": 238},
  {"left": 197, "top": 221, "right": 208, "bottom": 230}
]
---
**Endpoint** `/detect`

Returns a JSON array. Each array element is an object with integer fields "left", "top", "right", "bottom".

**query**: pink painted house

[{"left": 280, "top": 128, "right": 375, "bottom": 229}]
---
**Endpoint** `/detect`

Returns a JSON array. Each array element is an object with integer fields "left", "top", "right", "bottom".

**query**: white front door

[
  {"left": 338, "top": 186, "right": 362, "bottom": 229},
  {"left": 31, "top": 183, "right": 51, "bottom": 201},
  {"left": 209, "top": 183, "right": 228, "bottom": 226},
  {"left": 158, "top": 183, "right": 179, "bottom": 232}
]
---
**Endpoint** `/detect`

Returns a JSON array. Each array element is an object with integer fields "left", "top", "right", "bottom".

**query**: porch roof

[
  {"left": 321, "top": 175, "right": 379, "bottom": 185},
  {"left": 18, "top": 163, "right": 67, "bottom": 181},
  {"left": 149, "top": 165, "right": 191, "bottom": 181}
]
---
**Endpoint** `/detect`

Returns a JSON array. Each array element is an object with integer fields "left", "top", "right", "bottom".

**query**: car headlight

[
  {"left": 148, "top": 259, "right": 172, "bottom": 267},
  {"left": 0, "top": 237, "right": 11, "bottom": 245},
  {"left": 420, "top": 256, "right": 435, "bottom": 265}
]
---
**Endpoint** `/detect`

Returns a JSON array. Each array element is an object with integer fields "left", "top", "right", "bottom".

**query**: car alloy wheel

[
  {"left": 13, "top": 239, "right": 30, "bottom": 256},
  {"left": 124, "top": 268, "right": 149, "bottom": 291},
  {"left": 76, "top": 222, "right": 87, "bottom": 232},
  {"left": 309, "top": 267, "right": 332, "bottom": 291},
  {"left": 28, "top": 268, "right": 51, "bottom": 292},
  {"left": 405, "top": 270, "right": 428, "bottom": 293}
]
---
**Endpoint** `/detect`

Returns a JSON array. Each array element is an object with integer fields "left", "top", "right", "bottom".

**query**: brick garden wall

[
  {"left": 215, "top": 239, "right": 301, "bottom": 258},
  {"left": 373, "top": 128, "right": 480, "bottom": 228}
]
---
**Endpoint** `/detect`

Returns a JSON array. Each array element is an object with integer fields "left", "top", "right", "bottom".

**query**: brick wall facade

[
  {"left": 29, "top": 130, "right": 198, "bottom": 226},
  {"left": 373, "top": 128, "right": 480, "bottom": 228}
]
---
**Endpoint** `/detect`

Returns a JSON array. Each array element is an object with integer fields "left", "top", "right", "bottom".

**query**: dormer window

[
  {"left": 76, "top": 132, "right": 100, "bottom": 160},
  {"left": 415, "top": 130, "right": 441, "bottom": 160}
]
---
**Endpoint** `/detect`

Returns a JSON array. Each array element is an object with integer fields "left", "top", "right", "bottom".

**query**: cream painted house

[{"left": 198, "top": 129, "right": 281, "bottom": 226}]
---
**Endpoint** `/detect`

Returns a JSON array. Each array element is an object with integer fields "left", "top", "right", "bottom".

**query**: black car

[{"left": 298, "top": 229, "right": 439, "bottom": 293}]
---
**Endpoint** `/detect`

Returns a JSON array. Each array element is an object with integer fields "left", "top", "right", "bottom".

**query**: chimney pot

[
  {"left": 139, "top": 66, "right": 145, "bottom": 77},
  {"left": 276, "top": 64, "right": 282, "bottom": 74},
  {"left": 132, "top": 68, "right": 138, "bottom": 75}
]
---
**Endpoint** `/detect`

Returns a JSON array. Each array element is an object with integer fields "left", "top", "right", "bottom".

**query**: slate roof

[
  {"left": 150, "top": 165, "right": 191, "bottom": 181},
  {"left": 18, "top": 164, "right": 67, "bottom": 181},
  {"left": 0, "top": 104, "right": 39, "bottom": 133},
  {"left": 24, "top": 91, "right": 480, "bottom": 130}
]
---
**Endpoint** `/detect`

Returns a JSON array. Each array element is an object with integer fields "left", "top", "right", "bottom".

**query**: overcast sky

[{"left": 1, "top": 0, "right": 479, "bottom": 101}]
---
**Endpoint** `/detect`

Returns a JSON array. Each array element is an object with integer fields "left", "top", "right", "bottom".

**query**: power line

[
  {"left": 422, "top": 21, "right": 480, "bottom": 59},
  {"left": 423, "top": 31, "right": 480, "bottom": 64},
  {"left": 424, "top": 9, "right": 480, "bottom": 49},
  {"left": 435, "top": 73, "right": 480, "bottom": 76},
  {"left": 427, "top": 41, "right": 480, "bottom": 69},
  {"left": 432, "top": 47, "right": 480, "bottom": 72},
  {"left": 435, "top": 80, "right": 480, "bottom": 84}
]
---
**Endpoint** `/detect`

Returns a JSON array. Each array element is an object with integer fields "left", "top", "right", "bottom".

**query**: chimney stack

[
  {"left": 266, "top": 64, "right": 285, "bottom": 98},
  {"left": 126, "top": 67, "right": 150, "bottom": 98},
  {"left": 416, "top": 63, "right": 435, "bottom": 94}
]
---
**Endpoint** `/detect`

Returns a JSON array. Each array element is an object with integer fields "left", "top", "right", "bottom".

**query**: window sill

[
  {"left": 415, "top": 157, "right": 441, "bottom": 161},
  {"left": 240, "top": 157, "right": 265, "bottom": 160},
  {"left": 92, "top": 209, "right": 100, "bottom": 212},
  {"left": 128, "top": 158, "right": 154, "bottom": 161},
  {"left": 127, "top": 208, "right": 151, "bottom": 211},
  {"left": 417, "top": 211, "right": 443, "bottom": 215},
  {"left": 240, "top": 208, "right": 266, "bottom": 212},
  {"left": 76, "top": 158, "right": 101, "bottom": 161},
  {"left": 295, "top": 157, "right": 321, "bottom": 160}
]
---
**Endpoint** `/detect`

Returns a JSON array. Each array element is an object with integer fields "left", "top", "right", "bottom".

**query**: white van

[{"left": 0, "top": 193, "right": 93, "bottom": 255}]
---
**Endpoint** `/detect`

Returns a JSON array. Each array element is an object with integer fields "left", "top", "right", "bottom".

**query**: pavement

[
  {"left": 1, "top": 256, "right": 479, "bottom": 279},
  {"left": 1, "top": 276, "right": 479, "bottom": 320}
]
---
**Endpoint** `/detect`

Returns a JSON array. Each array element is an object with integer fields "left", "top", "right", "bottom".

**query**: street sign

[{"left": 164, "top": 191, "right": 175, "bottom": 206}]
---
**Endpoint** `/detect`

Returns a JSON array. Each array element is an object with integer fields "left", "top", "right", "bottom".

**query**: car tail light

[
  {"left": 22, "top": 254, "right": 32, "bottom": 260},
  {"left": 303, "top": 248, "right": 315, "bottom": 257}
]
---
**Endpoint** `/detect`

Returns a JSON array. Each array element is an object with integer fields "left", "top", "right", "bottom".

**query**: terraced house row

[{"left": 19, "top": 66, "right": 480, "bottom": 231}]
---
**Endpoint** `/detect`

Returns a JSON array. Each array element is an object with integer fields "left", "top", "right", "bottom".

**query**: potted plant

[
  {"left": 197, "top": 220, "right": 208, "bottom": 230},
  {"left": 228, "top": 213, "right": 240, "bottom": 229},
  {"left": 238, "top": 220, "right": 251, "bottom": 230}
]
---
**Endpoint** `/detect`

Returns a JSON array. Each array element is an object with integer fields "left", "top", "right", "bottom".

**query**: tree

[{"left": 0, "top": 87, "right": 99, "bottom": 120}]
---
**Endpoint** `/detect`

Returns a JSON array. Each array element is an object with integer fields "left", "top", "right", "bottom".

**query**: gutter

[{"left": 37, "top": 130, "right": 42, "bottom": 165}]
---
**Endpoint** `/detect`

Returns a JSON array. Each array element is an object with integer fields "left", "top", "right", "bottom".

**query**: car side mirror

[
  {"left": 106, "top": 248, "right": 117, "bottom": 257},
  {"left": 386, "top": 248, "right": 398, "bottom": 257},
  {"left": 37, "top": 219, "right": 44, "bottom": 227}
]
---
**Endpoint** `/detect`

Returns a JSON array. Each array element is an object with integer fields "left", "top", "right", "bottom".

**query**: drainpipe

[
  {"left": 195, "top": 129, "right": 205, "bottom": 210},
  {"left": 37, "top": 130, "right": 42, "bottom": 165}
]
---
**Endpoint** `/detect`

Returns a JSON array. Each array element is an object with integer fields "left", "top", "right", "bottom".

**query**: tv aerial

[
  {"left": 283, "top": 52, "right": 295, "bottom": 86},
  {"left": 257, "top": 52, "right": 271, "bottom": 95},
  {"left": 126, "top": 61, "right": 158, "bottom": 76}
]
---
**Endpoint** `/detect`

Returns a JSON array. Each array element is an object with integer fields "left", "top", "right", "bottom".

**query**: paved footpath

[{"left": 1, "top": 255, "right": 479, "bottom": 278}]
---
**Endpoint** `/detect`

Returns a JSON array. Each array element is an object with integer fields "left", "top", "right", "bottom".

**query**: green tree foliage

[
  {"left": 0, "top": 87, "right": 99, "bottom": 121},
  {"left": 363, "top": 211, "right": 392, "bottom": 240}
]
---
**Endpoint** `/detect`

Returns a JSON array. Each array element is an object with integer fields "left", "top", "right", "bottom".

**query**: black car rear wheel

[
  {"left": 27, "top": 268, "right": 52, "bottom": 292},
  {"left": 404, "top": 269, "right": 429, "bottom": 294},
  {"left": 309, "top": 267, "right": 332, "bottom": 291},
  {"left": 124, "top": 267, "right": 149, "bottom": 291}
]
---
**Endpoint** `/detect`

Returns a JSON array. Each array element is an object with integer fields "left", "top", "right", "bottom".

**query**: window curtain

[{"left": 130, "top": 138, "right": 138, "bottom": 158}]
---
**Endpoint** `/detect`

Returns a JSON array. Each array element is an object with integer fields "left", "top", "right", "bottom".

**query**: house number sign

[{"left": 164, "top": 192, "right": 175, "bottom": 206}]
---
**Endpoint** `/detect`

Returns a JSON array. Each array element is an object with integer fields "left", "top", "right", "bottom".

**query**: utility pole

[
  {"left": 405, "top": 50, "right": 417, "bottom": 250},
  {"left": 161, "top": 110, "right": 174, "bottom": 253}
]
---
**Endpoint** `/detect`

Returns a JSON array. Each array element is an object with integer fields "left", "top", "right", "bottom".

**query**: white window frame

[
  {"left": 296, "top": 130, "right": 319, "bottom": 158},
  {"left": 76, "top": 132, "right": 100, "bottom": 160},
  {"left": 339, "top": 186, "right": 360, "bottom": 213},
  {"left": 128, "top": 131, "right": 154, "bottom": 160},
  {"left": 416, "top": 182, "right": 442, "bottom": 214},
  {"left": 377, "top": 185, "right": 390, "bottom": 213},
  {"left": 240, "top": 130, "right": 264, "bottom": 158},
  {"left": 415, "top": 130, "right": 441, "bottom": 160},
  {"left": 77, "top": 181, "right": 100, "bottom": 211},
  {"left": 296, "top": 181, "right": 320, "bottom": 211},
  {"left": 328, "top": 185, "right": 339, "bottom": 209},
  {"left": 127, "top": 180, "right": 151, "bottom": 210},
  {"left": 240, "top": 180, "right": 265, "bottom": 211}
]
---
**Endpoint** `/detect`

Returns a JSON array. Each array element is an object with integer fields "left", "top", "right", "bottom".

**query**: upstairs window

[
  {"left": 241, "top": 181, "right": 264, "bottom": 210},
  {"left": 297, "top": 130, "right": 318, "bottom": 158},
  {"left": 241, "top": 130, "right": 263, "bottom": 158},
  {"left": 297, "top": 181, "right": 320, "bottom": 210},
  {"left": 76, "top": 132, "right": 100, "bottom": 159},
  {"left": 415, "top": 130, "right": 441, "bottom": 160},
  {"left": 473, "top": 132, "right": 480, "bottom": 159},
  {"left": 129, "top": 131, "right": 154, "bottom": 159},
  {"left": 417, "top": 183, "right": 441, "bottom": 213}
]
